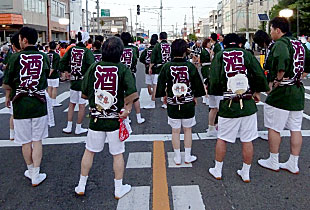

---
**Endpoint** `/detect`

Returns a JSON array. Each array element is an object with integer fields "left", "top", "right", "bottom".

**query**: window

[{"left": 225, "top": 11, "right": 230, "bottom": 22}]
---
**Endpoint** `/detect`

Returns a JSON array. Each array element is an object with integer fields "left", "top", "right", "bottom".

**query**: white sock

[
  {"left": 78, "top": 175, "right": 88, "bottom": 186},
  {"left": 136, "top": 113, "right": 142, "bottom": 120},
  {"left": 114, "top": 179, "right": 123, "bottom": 190},
  {"left": 270, "top": 152, "right": 279, "bottom": 162},
  {"left": 208, "top": 125, "right": 216, "bottom": 131},
  {"left": 174, "top": 149, "right": 181, "bottom": 158},
  {"left": 214, "top": 160, "right": 223, "bottom": 171},
  {"left": 27, "top": 164, "right": 34, "bottom": 170},
  {"left": 184, "top": 148, "right": 191, "bottom": 159},
  {"left": 67, "top": 121, "right": 73, "bottom": 129},
  {"left": 289, "top": 154, "right": 299, "bottom": 166},
  {"left": 76, "top": 123, "right": 81, "bottom": 130},
  {"left": 241, "top": 162, "right": 251, "bottom": 172}
]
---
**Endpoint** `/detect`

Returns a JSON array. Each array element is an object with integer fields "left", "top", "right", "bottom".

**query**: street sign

[
  {"left": 258, "top": 14, "right": 269, "bottom": 21},
  {"left": 101, "top": 9, "right": 110, "bottom": 17}
]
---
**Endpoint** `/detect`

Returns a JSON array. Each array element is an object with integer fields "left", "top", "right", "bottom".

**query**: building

[
  {"left": 209, "top": 10, "right": 217, "bottom": 34},
  {"left": 196, "top": 18, "right": 210, "bottom": 39},
  {"left": 50, "top": 0, "right": 70, "bottom": 41},
  {"left": 217, "top": 1, "right": 223, "bottom": 34},
  {"left": 222, "top": 0, "right": 278, "bottom": 36},
  {"left": 70, "top": 0, "right": 82, "bottom": 37},
  {"left": 89, "top": 16, "right": 128, "bottom": 37}
]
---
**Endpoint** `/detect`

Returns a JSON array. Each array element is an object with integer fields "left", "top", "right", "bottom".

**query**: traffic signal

[{"left": 137, "top": 5, "right": 140, "bottom": 15}]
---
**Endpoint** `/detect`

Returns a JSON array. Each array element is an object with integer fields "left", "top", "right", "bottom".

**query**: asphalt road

[{"left": 1, "top": 61, "right": 310, "bottom": 210}]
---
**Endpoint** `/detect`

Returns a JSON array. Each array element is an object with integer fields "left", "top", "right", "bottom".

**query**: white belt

[
  {"left": 202, "top": 62, "right": 211, "bottom": 66},
  {"left": 280, "top": 79, "right": 295, "bottom": 86}
]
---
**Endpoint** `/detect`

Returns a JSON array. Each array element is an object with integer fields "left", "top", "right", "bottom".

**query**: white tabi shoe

[
  {"left": 205, "top": 127, "right": 218, "bottom": 137},
  {"left": 31, "top": 167, "right": 47, "bottom": 187},
  {"left": 24, "top": 170, "right": 31, "bottom": 179},
  {"left": 115, "top": 184, "right": 132, "bottom": 200},
  {"left": 174, "top": 155, "right": 181, "bottom": 165},
  {"left": 208, "top": 168, "right": 222, "bottom": 180},
  {"left": 62, "top": 127, "right": 72, "bottom": 134},
  {"left": 185, "top": 155, "right": 197, "bottom": 164},
  {"left": 237, "top": 163, "right": 251, "bottom": 183},
  {"left": 75, "top": 127, "right": 88, "bottom": 135},
  {"left": 161, "top": 104, "right": 167, "bottom": 109},
  {"left": 279, "top": 155, "right": 299, "bottom": 174},
  {"left": 137, "top": 118, "right": 145, "bottom": 124},
  {"left": 258, "top": 154, "right": 279, "bottom": 172},
  {"left": 75, "top": 185, "right": 86, "bottom": 196}
]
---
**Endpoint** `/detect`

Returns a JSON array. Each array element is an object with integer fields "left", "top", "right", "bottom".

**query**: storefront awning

[{"left": 0, "top": 13, "right": 23, "bottom": 25}]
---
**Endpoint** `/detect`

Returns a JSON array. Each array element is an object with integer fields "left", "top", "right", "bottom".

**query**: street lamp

[{"left": 279, "top": 9, "right": 293, "bottom": 18}]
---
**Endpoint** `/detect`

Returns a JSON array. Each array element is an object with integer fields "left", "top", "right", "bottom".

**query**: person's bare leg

[
  {"left": 47, "top": 86, "right": 53, "bottom": 98},
  {"left": 215, "top": 139, "right": 226, "bottom": 162},
  {"left": 172, "top": 128, "right": 181, "bottom": 150},
  {"left": 22, "top": 142, "right": 33, "bottom": 165},
  {"left": 134, "top": 101, "right": 141, "bottom": 115},
  {"left": 208, "top": 108, "right": 218, "bottom": 126},
  {"left": 184, "top": 127, "right": 197, "bottom": 163},
  {"left": 80, "top": 149, "right": 95, "bottom": 176},
  {"left": 147, "top": 85, "right": 153, "bottom": 96},
  {"left": 242, "top": 142, "right": 253, "bottom": 165},
  {"left": 32, "top": 141, "right": 43, "bottom": 168},
  {"left": 77, "top": 104, "right": 86, "bottom": 124},
  {"left": 152, "top": 84, "right": 157, "bottom": 101},
  {"left": 67, "top": 102, "right": 75, "bottom": 122},
  {"left": 52, "top": 87, "right": 57, "bottom": 100},
  {"left": 113, "top": 153, "right": 125, "bottom": 180},
  {"left": 290, "top": 131, "right": 302, "bottom": 156},
  {"left": 268, "top": 128, "right": 281, "bottom": 154}
]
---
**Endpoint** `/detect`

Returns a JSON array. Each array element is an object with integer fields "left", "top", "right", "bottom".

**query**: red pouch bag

[{"left": 119, "top": 118, "right": 129, "bottom": 142}]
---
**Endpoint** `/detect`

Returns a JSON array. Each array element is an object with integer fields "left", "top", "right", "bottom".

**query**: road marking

[
  {"left": 171, "top": 185, "right": 206, "bottom": 210},
  {"left": 126, "top": 152, "right": 152, "bottom": 168},
  {"left": 140, "top": 88, "right": 155, "bottom": 109},
  {"left": 3, "top": 130, "right": 310, "bottom": 147},
  {"left": 167, "top": 152, "right": 192, "bottom": 168},
  {"left": 116, "top": 186, "right": 150, "bottom": 210},
  {"left": 56, "top": 91, "right": 70, "bottom": 104},
  {"left": 304, "top": 86, "right": 310, "bottom": 91},
  {"left": 153, "top": 141, "right": 170, "bottom": 210},
  {"left": 0, "top": 96, "right": 5, "bottom": 104},
  {"left": 63, "top": 101, "right": 89, "bottom": 112}
]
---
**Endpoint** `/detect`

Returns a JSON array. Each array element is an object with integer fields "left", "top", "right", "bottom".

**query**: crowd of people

[{"left": 1, "top": 16, "right": 309, "bottom": 199}]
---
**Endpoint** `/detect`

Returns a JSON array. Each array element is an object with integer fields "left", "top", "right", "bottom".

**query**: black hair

[
  {"left": 11, "top": 32, "right": 21, "bottom": 50},
  {"left": 114, "top": 34, "right": 121, "bottom": 38},
  {"left": 93, "top": 40, "right": 101, "bottom": 50},
  {"left": 87, "top": 38, "right": 93, "bottom": 44},
  {"left": 49, "top": 41, "right": 57, "bottom": 50},
  {"left": 77, "top": 32, "right": 82, "bottom": 42},
  {"left": 159, "top": 32, "right": 167, "bottom": 40},
  {"left": 102, "top": 36, "right": 124, "bottom": 63},
  {"left": 70, "top": 39, "right": 76, "bottom": 44},
  {"left": 270, "top": 17, "right": 289, "bottom": 33},
  {"left": 239, "top": 36, "right": 247, "bottom": 48},
  {"left": 211, "top": 33, "right": 218, "bottom": 42},
  {"left": 95, "top": 35, "right": 104, "bottom": 43},
  {"left": 19, "top": 27, "right": 38, "bottom": 45},
  {"left": 151, "top": 34, "right": 158, "bottom": 41},
  {"left": 38, "top": 45, "right": 44, "bottom": 51},
  {"left": 120, "top": 32, "right": 131, "bottom": 46},
  {"left": 253, "top": 30, "right": 271, "bottom": 48},
  {"left": 150, "top": 37, "right": 157, "bottom": 46},
  {"left": 60, "top": 42, "right": 67, "bottom": 48},
  {"left": 223, "top": 33, "right": 241, "bottom": 49},
  {"left": 171, "top": 39, "right": 187, "bottom": 57}
]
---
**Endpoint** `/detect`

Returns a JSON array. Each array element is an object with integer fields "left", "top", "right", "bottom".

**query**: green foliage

[
  {"left": 270, "top": 0, "right": 310, "bottom": 36},
  {"left": 188, "top": 34, "right": 197, "bottom": 41}
]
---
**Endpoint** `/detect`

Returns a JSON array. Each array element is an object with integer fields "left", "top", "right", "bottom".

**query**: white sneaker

[
  {"left": 137, "top": 118, "right": 145, "bottom": 124},
  {"left": 237, "top": 169, "right": 250, "bottom": 183},
  {"left": 174, "top": 155, "right": 181, "bottom": 165},
  {"left": 75, "top": 185, "right": 86, "bottom": 196},
  {"left": 258, "top": 158, "right": 279, "bottom": 172},
  {"left": 259, "top": 133, "right": 268, "bottom": 141},
  {"left": 161, "top": 104, "right": 167, "bottom": 109},
  {"left": 63, "top": 127, "right": 72, "bottom": 134},
  {"left": 75, "top": 127, "right": 88, "bottom": 135},
  {"left": 279, "top": 160, "right": 299, "bottom": 174},
  {"left": 115, "top": 184, "right": 132, "bottom": 199},
  {"left": 185, "top": 155, "right": 197, "bottom": 164},
  {"left": 205, "top": 128, "right": 218, "bottom": 137},
  {"left": 53, "top": 103, "right": 62, "bottom": 107},
  {"left": 208, "top": 168, "right": 222, "bottom": 180}
]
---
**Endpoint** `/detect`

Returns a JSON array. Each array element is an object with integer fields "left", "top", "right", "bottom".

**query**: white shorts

[
  {"left": 264, "top": 104, "right": 303, "bottom": 132},
  {"left": 145, "top": 74, "right": 157, "bottom": 85},
  {"left": 168, "top": 117, "right": 196, "bottom": 129},
  {"left": 218, "top": 113, "right": 258, "bottom": 143},
  {"left": 47, "top": 78, "right": 59, "bottom": 88},
  {"left": 153, "top": 74, "right": 159, "bottom": 85},
  {"left": 13, "top": 115, "right": 48, "bottom": 144},
  {"left": 70, "top": 89, "right": 87, "bottom": 104},
  {"left": 86, "top": 129, "right": 125, "bottom": 155},
  {"left": 209, "top": 95, "right": 223, "bottom": 109}
]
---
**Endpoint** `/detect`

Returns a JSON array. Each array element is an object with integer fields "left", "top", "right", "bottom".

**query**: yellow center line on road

[{"left": 153, "top": 141, "right": 170, "bottom": 210}]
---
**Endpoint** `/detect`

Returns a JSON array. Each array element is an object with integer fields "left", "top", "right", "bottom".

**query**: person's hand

[
  {"left": 194, "top": 97, "right": 198, "bottom": 105},
  {"left": 5, "top": 97, "right": 11, "bottom": 108},
  {"left": 253, "top": 92, "right": 260, "bottom": 102},
  {"left": 149, "top": 67, "right": 152, "bottom": 75},
  {"left": 163, "top": 96, "right": 167, "bottom": 105},
  {"left": 119, "top": 109, "right": 131, "bottom": 119}
]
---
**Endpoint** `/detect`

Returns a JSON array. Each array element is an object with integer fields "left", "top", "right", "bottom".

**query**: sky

[{"left": 82, "top": 0, "right": 219, "bottom": 35}]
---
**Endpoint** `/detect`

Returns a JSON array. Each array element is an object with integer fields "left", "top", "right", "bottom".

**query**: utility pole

[
  {"left": 68, "top": 1, "right": 71, "bottom": 39},
  {"left": 176, "top": 22, "right": 178, "bottom": 38},
  {"left": 96, "top": 0, "right": 100, "bottom": 35},
  {"left": 191, "top": 6, "right": 195, "bottom": 35},
  {"left": 130, "top": 9, "right": 133, "bottom": 35},
  {"left": 160, "top": 0, "right": 163, "bottom": 32},
  {"left": 136, "top": 15, "right": 138, "bottom": 44},
  {"left": 172, "top": 25, "right": 174, "bottom": 39},
  {"left": 246, "top": 0, "right": 249, "bottom": 41},
  {"left": 47, "top": 0, "right": 51, "bottom": 42},
  {"left": 266, "top": 0, "right": 270, "bottom": 34},
  {"left": 231, "top": 9, "right": 233, "bottom": 33},
  {"left": 86, "top": 0, "right": 89, "bottom": 32}
]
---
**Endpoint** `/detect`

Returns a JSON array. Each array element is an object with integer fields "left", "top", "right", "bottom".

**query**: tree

[{"left": 188, "top": 34, "right": 197, "bottom": 41}]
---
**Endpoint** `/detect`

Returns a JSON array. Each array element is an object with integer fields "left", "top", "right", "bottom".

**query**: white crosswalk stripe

[
  {"left": 167, "top": 152, "right": 192, "bottom": 168},
  {"left": 171, "top": 185, "right": 206, "bottom": 210},
  {"left": 126, "top": 152, "right": 152, "bottom": 168},
  {"left": 116, "top": 186, "right": 150, "bottom": 210},
  {"left": 140, "top": 88, "right": 155, "bottom": 109},
  {"left": 0, "top": 96, "right": 5, "bottom": 104}
]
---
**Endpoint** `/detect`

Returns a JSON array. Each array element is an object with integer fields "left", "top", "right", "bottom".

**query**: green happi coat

[
  {"left": 140, "top": 45, "right": 155, "bottom": 74},
  {"left": 47, "top": 50, "right": 60, "bottom": 79},
  {"left": 3, "top": 46, "right": 50, "bottom": 119},
  {"left": 209, "top": 47, "right": 269, "bottom": 118},
  {"left": 200, "top": 48, "right": 212, "bottom": 79},
  {"left": 82, "top": 61, "right": 138, "bottom": 132},
  {"left": 120, "top": 45, "right": 138, "bottom": 73},
  {"left": 213, "top": 42, "right": 222, "bottom": 56},
  {"left": 265, "top": 35, "right": 310, "bottom": 111},
  {"left": 156, "top": 58, "right": 205, "bottom": 119},
  {"left": 59, "top": 43, "right": 95, "bottom": 91},
  {"left": 93, "top": 49, "right": 102, "bottom": 62},
  {"left": 150, "top": 40, "right": 171, "bottom": 74}
]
